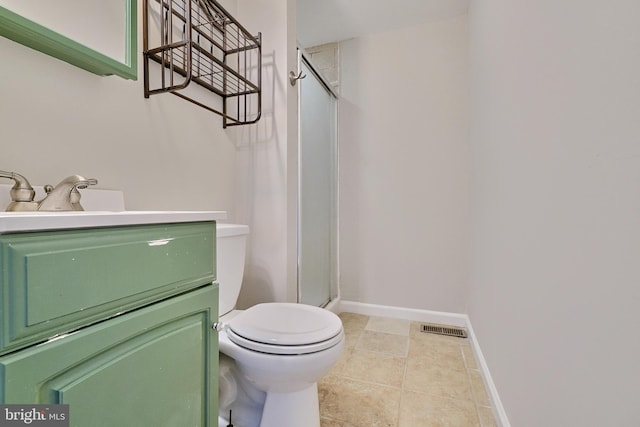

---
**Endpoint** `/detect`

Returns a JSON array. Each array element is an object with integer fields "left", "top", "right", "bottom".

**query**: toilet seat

[{"left": 226, "top": 303, "right": 344, "bottom": 355}]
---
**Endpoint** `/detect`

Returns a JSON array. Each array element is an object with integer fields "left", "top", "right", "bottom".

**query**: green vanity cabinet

[{"left": 0, "top": 221, "right": 219, "bottom": 426}]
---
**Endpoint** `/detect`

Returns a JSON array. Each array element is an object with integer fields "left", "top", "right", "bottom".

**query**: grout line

[
  {"left": 397, "top": 345, "right": 410, "bottom": 427},
  {"left": 332, "top": 311, "right": 501, "bottom": 427},
  {"left": 461, "top": 343, "right": 486, "bottom": 426},
  {"left": 338, "top": 305, "right": 508, "bottom": 427},
  {"left": 464, "top": 316, "right": 510, "bottom": 427},
  {"left": 460, "top": 340, "right": 494, "bottom": 425}
]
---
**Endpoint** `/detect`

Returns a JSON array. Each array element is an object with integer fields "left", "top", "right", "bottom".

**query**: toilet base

[{"left": 259, "top": 383, "right": 320, "bottom": 427}]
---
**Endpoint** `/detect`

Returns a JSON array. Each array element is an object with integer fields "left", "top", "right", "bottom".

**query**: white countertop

[
  {"left": 0, "top": 184, "right": 226, "bottom": 233},
  {"left": 0, "top": 210, "right": 227, "bottom": 234}
]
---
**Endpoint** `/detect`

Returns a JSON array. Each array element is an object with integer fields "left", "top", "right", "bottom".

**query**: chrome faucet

[
  {"left": 1, "top": 171, "right": 97, "bottom": 211},
  {"left": 38, "top": 175, "right": 98, "bottom": 211}
]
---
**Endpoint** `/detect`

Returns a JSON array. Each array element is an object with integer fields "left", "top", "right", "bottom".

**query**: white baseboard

[
  {"left": 338, "top": 300, "right": 468, "bottom": 327},
  {"left": 324, "top": 297, "right": 342, "bottom": 314},
  {"left": 335, "top": 300, "right": 510, "bottom": 427},
  {"left": 464, "top": 317, "right": 511, "bottom": 427}
]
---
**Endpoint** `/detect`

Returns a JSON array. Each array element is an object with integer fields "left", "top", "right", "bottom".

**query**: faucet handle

[
  {"left": 0, "top": 170, "right": 37, "bottom": 211},
  {"left": 0, "top": 170, "right": 35, "bottom": 202},
  {"left": 10, "top": 185, "right": 36, "bottom": 203}
]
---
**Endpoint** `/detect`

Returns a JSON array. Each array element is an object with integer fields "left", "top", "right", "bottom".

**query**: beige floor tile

[
  {"left": 342, "top": 349, "right": 406, "bottom": 388},
  {"left": 404, "top": 356, "right": 472, "bottom": 401},
  {"left": 342, "top": 329, "right": 362, "bottom": 349},
  {"left": 339, "top": 313, "right": 369, "bottom": 333},
  {"left": 321, "top": 314, "right": 499, "bottom": 427},
  {"left": 404, "top": 338, "right": 472, "bottom": 402},
  {"left": 366, "top": 316, "right": 411, "bottom": 336},
  {"left": 461, "top": 343, "right": 478, "bottom": 370},
  {"left": 321, "top": 417, "right": 360, "bottom": 427},
  {"left": 340, "top": 313, "right": 369, "bottom": 349},
  {"left": 319, "top": 376, "right": 401, "bottom": 427},
  {"left": 469, "top": 370, "right": 492, "bottom": 407},
  {"left": 477, "top": 406, "right": 498, "bottom": 427},
  {"left": 399, "top": 391, "right": 480, "bottom": 427},
  {"left": 410, "top": 323, "right": 466, "bottom": 350},
  {"left": 356, "top": 330, "right": 409, "bottom": 357},
  {"left": 409, "top": 337, "right": 465, "bottom": 363},
  {"left": 326, "top": 346, "right": 352, "bottom": 377}
]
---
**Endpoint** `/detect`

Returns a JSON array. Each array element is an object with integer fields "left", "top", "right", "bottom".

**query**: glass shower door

[{"left": 298, "top": 52, "right": 338, "bottom": 307}]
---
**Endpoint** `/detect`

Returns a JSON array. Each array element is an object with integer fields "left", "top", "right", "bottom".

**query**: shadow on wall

[
  {"left": 232, "top": 49, "right": 285, "bottom": 309},
  {"left": 235, "top": 50, "right": 277, "bottom": 150},
  {"left": 233, "top": 49, "right": 279, "bottom": 239},
  {"left": 237, "top": 264, "right": 275, "bottom": 309}
]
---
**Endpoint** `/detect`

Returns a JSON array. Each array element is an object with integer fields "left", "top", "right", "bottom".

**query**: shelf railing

[{"left": 143, "top": 0, "right": 261, "bottom": 127}]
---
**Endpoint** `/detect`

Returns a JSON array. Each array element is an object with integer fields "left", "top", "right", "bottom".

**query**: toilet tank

[{"left": 216, "top": 223, "right": 249, "bottom": 316}]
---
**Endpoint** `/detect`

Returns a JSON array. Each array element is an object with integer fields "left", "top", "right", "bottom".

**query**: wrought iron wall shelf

[{"left": 143, "top": 0, "right": 261, "bottom": 127}]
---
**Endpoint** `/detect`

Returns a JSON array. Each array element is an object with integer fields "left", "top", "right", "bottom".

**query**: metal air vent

[{"left": 420, "top": 324, "right": 467, "bottom": 338}]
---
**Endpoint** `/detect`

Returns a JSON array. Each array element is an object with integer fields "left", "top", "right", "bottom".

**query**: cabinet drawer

[{"left": 0, "top": 222, "right": 215, "bottom": 355}]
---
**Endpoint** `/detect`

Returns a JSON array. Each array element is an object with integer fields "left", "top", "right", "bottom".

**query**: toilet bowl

[{"left": 216, "top": 224, "right": 344, "bottom": 427}]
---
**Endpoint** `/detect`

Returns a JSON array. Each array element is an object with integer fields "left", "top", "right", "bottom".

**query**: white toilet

[{"left": 216, "top": 224, "right": 344, "bottom": 427}]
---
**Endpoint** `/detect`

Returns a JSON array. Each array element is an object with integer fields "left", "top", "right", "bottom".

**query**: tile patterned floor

[{"left": 318, "top": 313, "right": 498, "bottom": 427}]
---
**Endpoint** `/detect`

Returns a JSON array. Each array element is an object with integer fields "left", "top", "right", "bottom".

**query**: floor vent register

[{"left": 420, "top": 324, "right": 468, "bottom": 338}]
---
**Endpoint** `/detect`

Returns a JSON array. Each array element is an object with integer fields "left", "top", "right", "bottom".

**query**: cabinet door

[{"left": 0, "top": 286, "right": 218, "bottom": 427}]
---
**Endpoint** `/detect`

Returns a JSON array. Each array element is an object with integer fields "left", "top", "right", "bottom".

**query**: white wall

[
  {"left": 467, "top": 0, "right": 640, "bottom": 425},
  {"left": 234, "top": 0, "right": 299, "bottom": 307},
  {"left": 0, "top": 0, "right": 296, "bottom": 305},
  {"left": 0, "top": 1, "right": 244, "bottom": 212},
  {"left": 338, "top": 15, "right": 469, "bottom": 313}
]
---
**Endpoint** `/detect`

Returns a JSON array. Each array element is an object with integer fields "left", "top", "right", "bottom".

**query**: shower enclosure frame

[{"left": 295, "top": 47, "right": 339, "bottom": 308}]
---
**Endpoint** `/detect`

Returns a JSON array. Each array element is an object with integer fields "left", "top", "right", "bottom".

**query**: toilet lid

[{"left": 227, "top": 303, "right": 343, "bottom": 354}]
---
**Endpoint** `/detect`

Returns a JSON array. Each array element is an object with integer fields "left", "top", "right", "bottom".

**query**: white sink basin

[{"left": 0, "top": 210, "right": 227, "bottom": 234}]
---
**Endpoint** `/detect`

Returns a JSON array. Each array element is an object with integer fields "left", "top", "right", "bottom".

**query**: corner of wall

[{"left": 337, "top": 300, "right": 510, "bottom": 427}]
